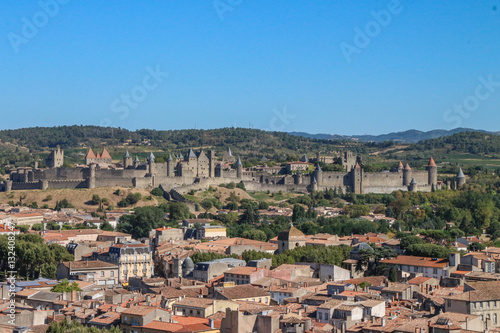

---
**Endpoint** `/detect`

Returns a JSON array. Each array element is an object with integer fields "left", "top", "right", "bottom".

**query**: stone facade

[{"left": 0, "top": 148, "right": 452, "bottom": 195}]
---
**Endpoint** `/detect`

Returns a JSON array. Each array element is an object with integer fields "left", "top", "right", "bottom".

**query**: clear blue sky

[{"left": 1, "top": 1, "right": 499, "bottom": 135}]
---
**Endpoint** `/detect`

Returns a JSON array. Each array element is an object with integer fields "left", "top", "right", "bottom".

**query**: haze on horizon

[{"left": 1, "top": 1, "right": 500, "bottom": 135}]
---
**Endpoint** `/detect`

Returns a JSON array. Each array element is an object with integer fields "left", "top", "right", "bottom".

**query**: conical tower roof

[
  {"left": 124, "top": 150, "right": 131, "bottom": 158},
  {"left": 85, "top": 148, "right": 96, "bottom": 159},
  {"left": 456, "top": 168, "right": 465, "bottom": 178},
  {"left": 235, "top": 157, "right": 242, "bottom": 166},
  {"left": 316, "top": 164, "right": 322, "bottom": 172},
  {"left": 100, "top": 147, "right": 112, "bottom": 159},
  {"left": 404, "top": 163, "right": 411, "bottom": 170},
  {"left": 148, "top": 152, "right": 155, "bottom": 161},
  {"left": 168, "top": 153, "right": 173, "bottom": 162},
  {"left": 398, "top": 161, "right": 403, "bottom": 168},
  {"left": 354, "top": 162, "right": 361, "bottom": 170},
  {"left": 427, "top": 157, "right": 437, "bottom": 167},
  {"left": 188, "top": 149, "right": 196, "bottom": 158},
  {"left": 410, "top": 178, "right": 417, "bottom": 184},
  {"left": 134, "top": 156, "right": 140, "bottom": 163}
]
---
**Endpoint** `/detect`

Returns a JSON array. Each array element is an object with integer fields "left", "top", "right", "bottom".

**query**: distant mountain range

[{"left": 289, "top": 128, "right": 500, "bottom": 144}]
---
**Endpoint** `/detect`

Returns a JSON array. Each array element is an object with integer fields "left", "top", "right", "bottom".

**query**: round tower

[
  {"left": 167, "top": 154, "right": 174, "bottom": 177},
  {"left": 133, "top": 156, "right": 140, "bottom": 169},
  {"left": 311, "top": 176, "right": 318, "bottom": 192},
  {"left": 456, "top": 168, "right": 466, "bottom": 188},
  {"left": 397, "top": 161, "right": 403, "bottom": 172},
  {"left": 88, "top": 163, "right": 96, "bottom": 189},
  {"left": 409, "top": 178, "right": 418, "bottom": 192},
  {"left": 295, "top": 170, "right": 303, "bottom": 185},
  {"left": 148, "top": 152, "right": 156, "bottom": 175},
  {"left": 235, "top": 157, "right": 243, "bottom": 178},
  {"left": 123, "top": 150, "right": 132, "bottom": 169},
  {"left": 182, "top": 257, "right": 194, "bottom": 277},
  {"left": 426, "top": 157, "right": 438, "bottom": 186},
  {"left": 315, "top": 164, "right": 323, "bottom": 186},
  {"left": 403, "top": 163, "right": 412, "bottom": 186}
]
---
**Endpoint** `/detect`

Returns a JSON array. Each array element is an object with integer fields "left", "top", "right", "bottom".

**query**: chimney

[
  {"left": 382, "top": 318, "right": 386, "bottom": 327},
  {"left": 209, "top": 318, "right": 214, "bottom": 329},
  {"left": 466, "top": 317, "right": 469, "bottom": 330}
]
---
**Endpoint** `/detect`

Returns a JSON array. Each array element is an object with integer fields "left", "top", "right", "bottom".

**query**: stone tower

[
  {"left": 236, "top": 157, "right": 243, "bottom": 179},
  {"left": 88, "top": 163, "right": 96, "bottom": 189},
  {"left": 123, "top": 150, "right": 132, "bottom": 169},
  {"left": 294, "top": 170, "right": 303, "bottom": 185},
  {"left": 426, "top": 157, "right": 438, "bottom": 186},
  {"left": 456, "top": 168, "right": 466, "bottom": 188},
  {"left": 397, "top": 161, "right": 403, "bottom": 172},
  {"left": 46, "top": 146, "right": 64, "bottom": 168},
  {"left": 403, "top": 163, "right": 412, "bottom": 186},
  {"left": 133, "top": 156, "right": 140, "bottom": 169},
  {"left": 277, "top": 226, "right": 306, "bottom": 254},
  {"left": 343, "top": 151, "right": 357, "bottom": 172},
  {"left": 167, "top": 154, "right": 174, "bottom": 177},
  {"left": 314, "top": 164, "right": 323, "bottom": 186},
  {"left": 409, "top": 178, "right": 418, "bottom": 192},
  {"left": 352, "top": 162, "right": 362, "bottom": 194},
  {"left": 148, "top": 152, "right": 155, "bottom": 175},
  {"left": 310, "top": 176, "right": 318, "bottom": 192}
]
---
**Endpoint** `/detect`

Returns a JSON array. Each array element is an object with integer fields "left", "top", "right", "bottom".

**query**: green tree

[
  {"left": 51, "top": 279, "right": 82, "bottom": 293},
  {"left": 389, "top": 266, "right": 397, "bottom": 282},
  {"left": 201, "top": 198, "right": 213, "bottom": 215}
]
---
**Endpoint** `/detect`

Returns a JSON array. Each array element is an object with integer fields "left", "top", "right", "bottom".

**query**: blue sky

[{"left": 1, "top": 1, "right": 499, "bottom": 135}]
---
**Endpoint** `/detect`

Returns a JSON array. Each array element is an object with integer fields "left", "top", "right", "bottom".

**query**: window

[
  {"left": 111, "top": 271, "right": 114, "bottom": 277},
  {"left": 319, "top": 312, "right": 322, "bottom": 320},
  {"left": 494, "top": 314, "right": 497, "bottom": 324},
  {"left": 433, "top": 268, "right": 438, "bottom": 274},
  {"left": 481, "top": 302, "right": 484, "bottom": 308},
  {"left": 101, "top": 271, "right": 104, "bottom": 277}
]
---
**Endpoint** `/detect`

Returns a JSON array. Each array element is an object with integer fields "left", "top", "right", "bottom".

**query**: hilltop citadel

[{"left": 0, "top": 147, "right": 466, "bottom": 196}]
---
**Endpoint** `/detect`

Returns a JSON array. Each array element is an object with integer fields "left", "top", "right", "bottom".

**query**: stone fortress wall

[{"left": 0, "top": 147, "right": 462, "bottom": 195}]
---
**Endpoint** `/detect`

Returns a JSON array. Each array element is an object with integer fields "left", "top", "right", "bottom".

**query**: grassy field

[
  {"left": 248, "top": 190, "right": 301, "bottom": 203},
  {"left": 0, "top": 186, "right": 162, "bottom": 211}
]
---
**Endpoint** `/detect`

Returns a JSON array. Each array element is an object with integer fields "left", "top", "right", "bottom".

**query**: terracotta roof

[
  {"left": 62, "top": 260, "right": 118, "bottom": 270},
  {"left": 216, "top": 285, "right": 270, "bottom": 300},
  {"left": 444, "top": 281, "right": 500, "bottom": 301},
  {"left": 140, "top": 320, "right": 184, "bottom": 331},
  {"left": 380, "top": 255, "right": 449, "bottom": 268},
  {"left": 100, "top": 148, "right": 112, "bottom": 159},
  {"left": 427, "top": 157, "right": 437, "bottom": 167},
  {"left": 277, "top": 226, "right": 306, "bottom": 241},
  {"left": 408, "top": 276, "right": 435, "bottom": 285},
  {"left": 121, "top": 305, "right": 156, "bottom": 316},
  {"left": 85, "top": 148, "right": 96, "bottom": 159},
  {"left": 225, "top": 266, "right": 263, "bottom": 276}
]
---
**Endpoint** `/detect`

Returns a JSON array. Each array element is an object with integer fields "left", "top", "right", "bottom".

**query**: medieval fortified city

[{"left": 2, "top": 1, "right": 500, "bottom": 333}]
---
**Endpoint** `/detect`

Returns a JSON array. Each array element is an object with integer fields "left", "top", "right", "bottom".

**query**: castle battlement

[{"left": 2, "top": 148, "right": 457, "bottom": 195}]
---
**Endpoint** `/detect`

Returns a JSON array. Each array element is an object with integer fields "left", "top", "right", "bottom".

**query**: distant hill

[{"left": 290, "top": 128, "right": 499, "bottom": 143}]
